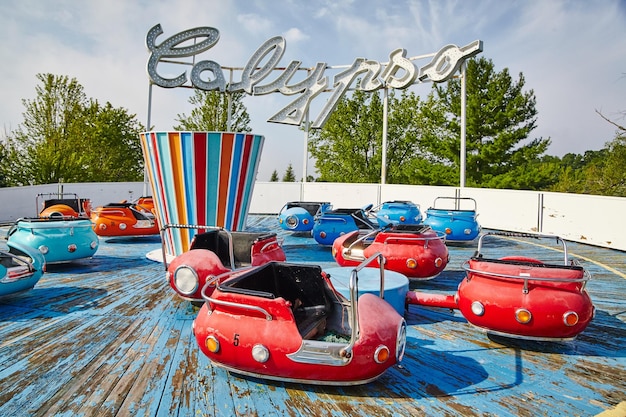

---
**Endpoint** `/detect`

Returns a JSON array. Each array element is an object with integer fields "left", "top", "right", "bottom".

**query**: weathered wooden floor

[{"left": 0, "top": 216, "right": 625, "bottom": 417}]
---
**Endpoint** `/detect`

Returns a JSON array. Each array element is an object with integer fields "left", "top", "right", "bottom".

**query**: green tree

[
  {"left": 309, "top": 58, "right": 548, "bottom": 189},
  {"left": 590, "top": 134, "right": 626, "bottom": 196},
  {"left": 411, "top": 57, "right": 550, "bottom": 189},
  {"left": 270, "top": 170, "right": 279, "bottom": 182},
  {"left": 549, "top": 107, "right": 626, "bottom": 197},
  {"left": 551, "top": 136, "right": 626, "bottom": 196},
  {"left": 81, "top": 101, "right": 145, "bottom": 181},
  {"left": 309, "top": 89, "right": 422, "bottom": 183},
  {"left": 0, "top": 141, "right": 9, "bottom": 187},
  {"left": 309, "top": 89, "right": 383, "bottom": 182},
  {"left": 282, "top": 163, "right": 296, "bottom": 182},
  {"left": 0, "top": 74, "right": 144, "bottom": 186},
  {"left": 174, "top": 90, "right": 251, "bottom": 131}
]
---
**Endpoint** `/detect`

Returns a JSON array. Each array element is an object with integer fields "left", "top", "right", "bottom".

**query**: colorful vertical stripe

[{"left": 139, "top": 131, "right": 264, "bottom": 256}]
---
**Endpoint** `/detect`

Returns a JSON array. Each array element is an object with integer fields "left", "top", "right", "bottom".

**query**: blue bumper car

[
  {"left": 312, "top": 204, "right": 380, "bottom": 246},
  {"left": 7, "top": 217, "right": 99, "bottom": 263},
  {"left": 1, "top": 243, "right": 46, "bottom": 297},
  {"left": 423, "top": 197, "right": 481, "bottom": 243},
  {"left": 371, "top": 200, "right": 422, "bottom": 225},
  {"left": 277, "top": 201, "right": 332, "bottom": 232}
]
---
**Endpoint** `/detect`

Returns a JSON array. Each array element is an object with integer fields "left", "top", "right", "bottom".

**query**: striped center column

[{"left": 139, "top": 131, "right": 264, "bottom": 257}]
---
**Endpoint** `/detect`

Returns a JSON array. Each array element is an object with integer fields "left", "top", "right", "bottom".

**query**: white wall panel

[{"left": 1, "top": 182, "right": 624, "bottom": 251}]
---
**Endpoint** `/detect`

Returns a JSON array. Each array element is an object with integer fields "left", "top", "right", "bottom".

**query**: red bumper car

[
  {"left": 165, "top": 225, "right": 286, "bottom": 303},
  {"left": 407, "top": 232, "right": 594, "bottom": 341},
  {"left": 193, "top": 254, "right": 406, "bottom": 385},
  {"left": 332, "top": 224, "right": 449, "bottom": 280}
]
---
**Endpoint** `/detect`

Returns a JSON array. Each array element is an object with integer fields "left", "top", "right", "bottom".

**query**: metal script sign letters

[{"left": 146, "top": 24, "right": 482, "bottom": 129}]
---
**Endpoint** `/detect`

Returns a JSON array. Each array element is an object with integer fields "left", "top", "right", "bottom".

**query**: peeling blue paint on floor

[{"left": 0, "top": 216, "right": 624, "bottom": 416}]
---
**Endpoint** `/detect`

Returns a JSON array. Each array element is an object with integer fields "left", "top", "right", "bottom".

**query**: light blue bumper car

[
  {"left": 1, "top": 242, "right": 46, "bottom": 297},
  {"left": 423, "top": 197, "right": 481, "bottom": 243},
  {"left": 7, "top": 217, "right": 99, "bottom": 263}
]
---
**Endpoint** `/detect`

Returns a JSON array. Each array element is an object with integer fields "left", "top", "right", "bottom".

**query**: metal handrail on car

[
  {"left": 259, "top": 239, "right": 283, "bottom": 253},
  {"left": 91, "top": 208, "right": 129, "bottom": 217},
  {"left": 0, "top": 250, "right": 36, "bottom": 274},
  {"left": 199, "top": 268, "right": 273, "bottom": 320},
  {"left": 203, "top": 296, "right": 273, "bottom": 321},
  {"left": 317, "top": 216, "right": 348, "bottom": 224},
  {"left": 12, "top": 217, "right": 94, "bottom": 235},
  {"left": 430, "top": 196, "right": 478, "bottom": 211},
  {"left": 467, "top": 231, "right": 590, "bottom": 293},
  {"left": 461, "top": 260, "right": 591, "bottom": 294},
  {"left": 344, "top": 229, "right": 379, "bottom": 255},
  {"left": 474, "top": 231, "right": 569, "bottom": 265},
  {"left": 340, "top": 252, "right": 385, "bottom": 359},
  {"left": 381, "top": 232, "right": 446, "bottom": 248}
]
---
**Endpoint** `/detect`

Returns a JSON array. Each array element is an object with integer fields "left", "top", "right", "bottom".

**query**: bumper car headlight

[
  {"left": 396, "top": 319, "right": 407, "bottom": 362},
  {"left": 471, "top": 301, "right": 485, "bottom": 316},
  {"left": 252, "top": 344, "right": 270, "bottom": 363},
  {"left": 174, "top": 265, "right": 199, "bottom": 295},
  {"left": 285, "top": 215, "right": 299, "bottom": 229}
]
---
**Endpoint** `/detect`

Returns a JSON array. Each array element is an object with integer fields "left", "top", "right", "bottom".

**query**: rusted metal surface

[{"left": 0, "top": 216, "right": 625, "bottom": 416}]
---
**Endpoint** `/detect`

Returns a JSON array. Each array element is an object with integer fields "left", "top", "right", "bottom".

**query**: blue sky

[{"left": 1, "top": 0, "right": 625, "bottom": 181}]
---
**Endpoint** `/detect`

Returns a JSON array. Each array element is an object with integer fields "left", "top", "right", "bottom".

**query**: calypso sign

[{"left": 146, "top": 24, "right": 482, "bottom": 129}]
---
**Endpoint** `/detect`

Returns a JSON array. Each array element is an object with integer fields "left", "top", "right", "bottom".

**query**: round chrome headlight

[
  {"left": 173, "top": 265, "right": 199, "bottom": 295},
  {"left": 285, "top": 215, "right": 299, "bottom": 229},
  {"left": 252, "top": 344, "right": 270, "bottom": 363},
  {"left": 471, "top": 301, "right": 485, "bottom": 316},
  {"left": 396, "top": 319, "right": 407, "bottom": 362}
]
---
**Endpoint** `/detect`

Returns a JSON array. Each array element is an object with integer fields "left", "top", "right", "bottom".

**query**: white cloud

[
  {"left": 283, "top": 27, "right": 309, "bottom": 44},
  {"left": 1, "top": 0, "right": 625, "bottom": 181}
]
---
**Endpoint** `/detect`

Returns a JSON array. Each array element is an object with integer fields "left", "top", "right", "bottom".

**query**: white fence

[{"left": 1, "top": 181, "right": 624, "bottom": 251}]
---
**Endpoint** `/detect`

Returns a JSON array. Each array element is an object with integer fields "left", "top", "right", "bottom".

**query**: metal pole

[
  {"left": 144, "top": 82, "right": 153, "bottom": 197},
  {"left": 381, "top": 86, "right": 388, "bottom": 185},
  {"left": 302, "top": 69, "right": 311, "bottom": 190},
  {"left": 460, "top": 62, "right": 467, "bottom": 189},
  {"left": 303, "top": 107, "right": 309, "bottom": 188},
  {"left": 227, "top": 69, "right": 233, "bottom": 130}
]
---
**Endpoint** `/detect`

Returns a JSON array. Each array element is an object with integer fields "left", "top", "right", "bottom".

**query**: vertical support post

[
  {"left": 301, "top": 68, "right": 311, "bottom": 191},
  {"left": 460, "top": 62, "right": 467, "bottom": 189},
  {"left": 227, "top": 68, "right": 233, "bottom": 130},
  {"left": 381, "top": 86, "right": 389, "bottom": 185},
  {"left": 537, "top": 193, "right": 544, "bottom": 233},
  {"left": 144, "top": 82, "right": 153, "bottom": 197},
  {"left": 303, "top": 107, "right": 309, "bottom": 186}
]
